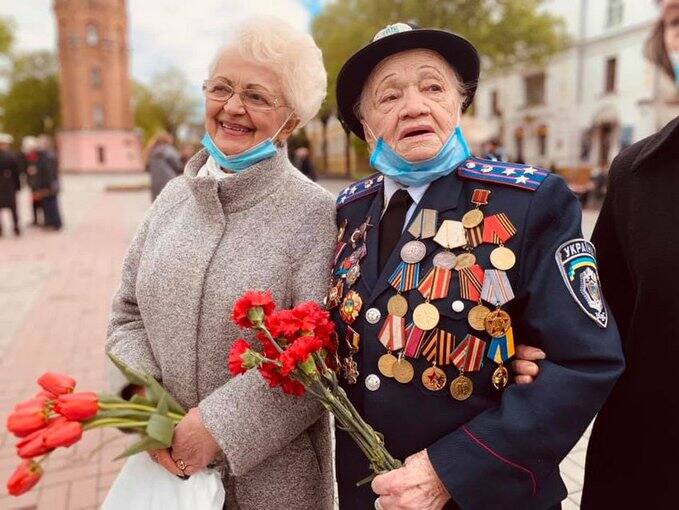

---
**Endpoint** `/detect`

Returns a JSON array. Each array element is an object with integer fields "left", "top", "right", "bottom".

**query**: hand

[
  {"left": 148, "top": 448, "right": 186, "bottom": 477},
  {"left": 512, "top": 344, "right": 546, "bottom": 384},
  {"left": 168, "top": 407, "right": 221, "bottom": 476},
  {"left": 372, "top": 450, "right": 450, "bottom": 510}
]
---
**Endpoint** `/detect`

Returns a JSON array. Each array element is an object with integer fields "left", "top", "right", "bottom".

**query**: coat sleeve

[
  {"left": 198, "top": 190, "right": 337, "bottom": 476},
  {"left": 427, "top": 175, "right": 625, "bottom": 509}
]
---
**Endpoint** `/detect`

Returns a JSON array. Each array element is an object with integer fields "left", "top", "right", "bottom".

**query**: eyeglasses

[{"left": 202, "top": 79, "right": 287, "bottom": 111}]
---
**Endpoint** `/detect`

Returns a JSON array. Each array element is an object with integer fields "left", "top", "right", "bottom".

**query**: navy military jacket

[{"left": 330, "top": 157, "right": 624, "bottom": 509}]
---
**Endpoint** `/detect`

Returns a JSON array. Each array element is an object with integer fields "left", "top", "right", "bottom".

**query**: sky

[{"left": 0, "top": 0, "right": 322, "bottom": 95}]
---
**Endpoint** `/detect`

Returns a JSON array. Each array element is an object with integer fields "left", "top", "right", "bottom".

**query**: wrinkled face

[
  {"left": 664, "top": 5, "right": 679, "bottom": 54},
  {"left": 205, "top": 52, "right": 295, "bottom": 155},
  {"left": 360, "top": 49, "right": 463, "bottom": 162}
]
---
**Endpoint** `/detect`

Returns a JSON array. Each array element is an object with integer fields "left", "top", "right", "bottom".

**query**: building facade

[
  {"left": 53, "top": 0, "right": 142, "bottom": 172},
  {"left": 473, "top": 0, "right": 679, "bottom": 172}
]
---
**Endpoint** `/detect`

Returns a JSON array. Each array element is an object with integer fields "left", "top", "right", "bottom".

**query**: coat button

[
  {"left": 365, "top": 308, "right": 382, "bottom": 324},
  {"left": 365, "top": 374, "right": 381, "bottom": 391},
  {"left": 452, "top": 300, "right": 465, "bottom": 312}
]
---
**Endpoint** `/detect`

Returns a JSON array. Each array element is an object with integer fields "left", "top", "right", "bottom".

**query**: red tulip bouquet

[
  {"left": 5, "top": 358, "right": 186, "bottom": 496},
  {"left": 228, "top": 291, "right": 400, "bottom": 484}
]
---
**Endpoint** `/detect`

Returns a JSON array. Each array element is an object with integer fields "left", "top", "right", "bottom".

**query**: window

[
  {"left": 91, "top": 67, "right": 101, "bottom": 88},
  {"left": 524, "top": 73, "right": 546, "bottom": 106},
  {"left": 514, "top": 127, "right": 525, "bottom": 163},
  {"left": 85, "top": 24, "right": 99, "bottom": 46},
  {"left": 92, "top": 105, "right": 105, "bottom": 127},
  {"left": 491, "top": 90, "right": 501, "bottom": 117},
  {"left": 97, "top": 146, "right": 106, "bottom": 164},
  {"left": 606, "top": 0, "right": 624, "bottom": 28},
  {"left": 604, "top": 57, "right": 617, "bottom": 93},
  {"left": 537, "top": 125, "right": 548, "bottom": 156}
]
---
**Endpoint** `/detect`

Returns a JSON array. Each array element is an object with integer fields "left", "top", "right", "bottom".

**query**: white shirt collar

[
  {"left": 383, "top": 176, "right": 429, "bottom": 208},
  {"left": 197, "top": 155, "right": 234, "bottom": 180}
]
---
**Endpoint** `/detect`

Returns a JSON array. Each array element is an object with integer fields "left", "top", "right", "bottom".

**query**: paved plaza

[{"left": 0, "top": 173, "right": 598, "bottom": 509}]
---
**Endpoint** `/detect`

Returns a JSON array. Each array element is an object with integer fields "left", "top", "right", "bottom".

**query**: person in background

[
  {"left": 581, "top": 1, "right": 679, "bottom": 507},
  {"left": 144, "top": 131, "right": 183, "bottom": 201},
  {"left": 0, "top": 133, "right": 22, "bottom": 237},
  {"left": 481, "top": 139, "right": 503, "bottom": 161},
  {"left": 179, "top": 143, "right": 197, "bottom": 167},
  {"left": 22, "top": 136, "right": 44, "bottom": 227},
  {"left": 293, "top": 145, "right": 317, "bottom": 181},
  {"left": 36, "top": 135, "right": 62, "bottom": 231}
]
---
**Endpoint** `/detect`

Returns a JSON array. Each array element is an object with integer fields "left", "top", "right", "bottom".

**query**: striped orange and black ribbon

[
  {"left": 482, "top": 213, "right": 517, "bottom": 245},
  {"left": 459, "top": 264, "right": 485, "bottom": 302},
  {"left": 421, "top": 329, "right": 455, "bottom": 366}
]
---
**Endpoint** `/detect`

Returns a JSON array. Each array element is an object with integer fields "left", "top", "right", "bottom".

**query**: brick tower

[{"left": 53, "top": 0, "right": 142, "bottom": 172}]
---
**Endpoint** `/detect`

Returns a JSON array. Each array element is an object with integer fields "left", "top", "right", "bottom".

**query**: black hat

[{"left": 336, "top": 23, "right": 480, "bottom": 140}]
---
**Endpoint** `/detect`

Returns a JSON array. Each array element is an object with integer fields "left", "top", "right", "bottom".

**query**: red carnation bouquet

[
  {"left": 5, "top": 358, "right": 186, "bottom": 496},
  {"left": 228, "top": 291, "right": 401, "bottom": 483}
]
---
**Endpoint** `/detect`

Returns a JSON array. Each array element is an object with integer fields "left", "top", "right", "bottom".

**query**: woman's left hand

[{"left": 170, "top": 407, "right": 221, "bottom": 476}]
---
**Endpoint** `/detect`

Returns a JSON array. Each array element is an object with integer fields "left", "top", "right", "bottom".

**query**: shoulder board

[
  {"left": 336, "top": 173, "right": 384, "bottom": 208},
  {"left": 457, "top": 157, "right": 549, "bottom": 192}
]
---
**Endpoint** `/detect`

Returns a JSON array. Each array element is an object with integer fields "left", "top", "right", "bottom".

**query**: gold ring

[{"left": 175, "top": 458, "right": 187, "bottom": 471}]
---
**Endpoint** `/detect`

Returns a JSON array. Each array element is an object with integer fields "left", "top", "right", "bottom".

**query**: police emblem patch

[{"left": 555, "top": 239, "right": 608, "bottom": 328}]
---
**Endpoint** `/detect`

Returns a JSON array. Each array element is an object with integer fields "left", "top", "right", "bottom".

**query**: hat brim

[{"left": 336, "top": 29, "right": 480, "bottom": 140}]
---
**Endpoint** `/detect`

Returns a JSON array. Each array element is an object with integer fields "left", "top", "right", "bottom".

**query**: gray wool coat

[{"left": 106, "top": 148, "right": 337, "bottom": 510}]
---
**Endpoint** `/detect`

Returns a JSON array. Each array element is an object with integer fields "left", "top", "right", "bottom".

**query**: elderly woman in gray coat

[{"left": 106, "top": 17, "right": 335, "bottom": 510}]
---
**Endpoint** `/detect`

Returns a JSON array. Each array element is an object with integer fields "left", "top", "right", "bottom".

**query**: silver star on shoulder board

[
  {"left": 523, "top": 167, "right": 537, "bottom": 175},
  {"left": 340, "top": 196, "right": 347, "bottom": 203},
  {"left": 502, "top": 168, "right": 516, "bottom": 176},
  {"left": 481, "top": 165, "right": 494, "bottom": 173},
  {"left": 349, "top": 186, "right": 358, "bottom": 194},
  {"left": 515, "top": 175, "right": 529, "bottom": 184}
]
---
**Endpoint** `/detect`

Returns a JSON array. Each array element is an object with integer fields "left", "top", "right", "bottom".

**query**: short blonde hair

[{"left": 209, "top": 16, "right": 327, "bottom": 127}]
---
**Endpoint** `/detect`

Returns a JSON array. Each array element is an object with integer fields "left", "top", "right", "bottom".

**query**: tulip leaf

[
  {"left": 155, "top": 393, "right": 169, "bottom": 416},
  {"left": 114, "top": 435, "right": 168, "bottom": 460},
  {"left": 145, "top": 376, "right": 185, "bottom": 415},
  {"left": 107, "top": 353, "right": 148, "bottom": 387},
  {"left": 146, "top": 413, "right": 174, "bottom": 447},
  {"left": 97, "top": 393, "right": 128, "bottom": 404}
]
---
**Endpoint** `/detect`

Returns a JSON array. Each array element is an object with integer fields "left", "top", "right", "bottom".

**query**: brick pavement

[{"left": 0, "top": 174, "right": 597, "bottom": 509}]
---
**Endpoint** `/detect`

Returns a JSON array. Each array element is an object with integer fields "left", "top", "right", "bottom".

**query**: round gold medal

[
  {"left": 484, "top": 309, "right": 512, "bottom": 337},
  {"left": 450, "top": 374, "right": 474, "bottom": 401},
  {"left": 454, "top": 252, "right": 476, "bottom": 270},
  {"left": 468, "top": 304, "right": 491, "bottom": 331},
  {"left": 461, "top": 209, "right": 483, "bottom": 229},
  {"left": 377, "top": 353, "right": 397, "bottom": 378},
  {"left": 387, "top": 294, "right": 408, "bottom": 317},
  {"left": 413, "top": 302, "right": 440, "bottom": 331},
  {"left": 392, "top": 358, "right": 415, "bottom": 384},
  {"left": 421, "top": 366, "right": 447, "bottom": 391},
  {"left": 492, "top": 365, "right": 509, "bottom": 390},
  {"left": 490, "top": 246, "right": 516, "bottom": 271}
]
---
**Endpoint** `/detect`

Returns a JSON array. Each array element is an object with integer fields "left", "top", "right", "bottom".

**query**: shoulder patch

[
  {"left": 555, "top": 239, "right": 608, "bottom": 328},
  {"left": 336, "top": 173, "right": 383, "bottom": 208},
  {"left": 457, "top": 157, "right": 549, "bottom": 192}
]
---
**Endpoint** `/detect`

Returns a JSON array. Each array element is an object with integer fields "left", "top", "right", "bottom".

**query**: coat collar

[
  {"left": 184, "top": 147, "right": 290, "bottom": 213},
  {"left": 632, "top": 115, "right": 679, "bottom": 171}
]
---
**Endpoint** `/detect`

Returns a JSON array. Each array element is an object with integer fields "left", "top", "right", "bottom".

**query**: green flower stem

[
  {"left": 98, "top": 402, "right": 184, "bottom": 421},
  {"left": 83, "top": 418, "right": 150, "bottom": 431}
]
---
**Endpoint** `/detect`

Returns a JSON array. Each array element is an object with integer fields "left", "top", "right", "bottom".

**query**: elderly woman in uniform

[
  {"left": 331, "top": 23, "right": 622, "bottom": 510},
  {"left": 106, "top": 17, "right": 336, "bottom": 510}
]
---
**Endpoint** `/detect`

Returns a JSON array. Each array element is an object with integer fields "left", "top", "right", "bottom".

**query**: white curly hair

[{"left": 209, "top": 16, "right": 327, "bottom": 127}]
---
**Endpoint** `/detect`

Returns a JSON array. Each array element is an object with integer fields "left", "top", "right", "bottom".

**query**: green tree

[
  {"left": 0, "top": 16, "right": 14, "bottom": 56},
  {"left": 312, "top": 0, "right": 566, "bottom": 176},
  {"left": 0, "top": 51, "right": 60, "bottom": 144},
  {"left": 133, "top": 67, "right": 199, "bottom": 142}
]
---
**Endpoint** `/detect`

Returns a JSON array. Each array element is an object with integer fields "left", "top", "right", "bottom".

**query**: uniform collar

[{"left": 632, "top": 115, "right": 679, "bottom": 172}]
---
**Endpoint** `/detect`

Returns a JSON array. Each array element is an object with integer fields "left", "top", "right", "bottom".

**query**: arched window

[
  {"left": 606, "top": 0, "right": 624, "bottom": 28},
  {"left": 85, "top": 24, "right": 99, "bottom": 46},
  {"left": 93, "top": 105, "right": 105, "bottom": 127}
]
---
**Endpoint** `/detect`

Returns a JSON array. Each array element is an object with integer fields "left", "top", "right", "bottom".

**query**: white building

[{"left": 474, "top": 0, "right": 679, "bottom": 171}]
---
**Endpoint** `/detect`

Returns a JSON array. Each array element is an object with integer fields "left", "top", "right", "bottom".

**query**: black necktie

[{"left": 379, "top": 189, "right": 413, "bottom": 272}]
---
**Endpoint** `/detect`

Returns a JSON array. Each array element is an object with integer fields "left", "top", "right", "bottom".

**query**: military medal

[
  {"left": 450, "top": 375, "right": 474, "bottom": 401},
  {"left": 487, "top": 327, "right": 515, "bottom": 390},
  {"left": 377, "top": 315, "right": 406, "bottom": 378},
  {"left": 459, "top": 264, "right": 485, "bottom": 302},
  {"left": 326, "top": 279, "right": 344, "bottom": 309},
  {"left": 484, "top": 309, "right": 512, "bottom": 337},
  {"left": 365, "top": 307, "right": 382, "bottom": 324},
  {"left": 433, "top": 251, "right": 457, "bottom": 270},
  {"left": 434, "top": 220, "right": 467, "bottom": 250},
  {"left": 407, "top": 209, "right": 438, "bottom": 239},
  {"left": 337, "top": 218, "right": 348, "bottom": 242},
  {"left": 418, "top": 266, "right": 452, "bottom": 301},
  {"left": 404, "top": 322, "right": 426, "bottom": 358},
  {"left": 454, "top": 252, "right": 476, "bottom": 270},
  {"left": 387, "top": 294, "right": 408, "bottom": 317},
  {"left": 480, "top": 270, "right": 515, "bottom": 309},
  {"left": 340, "top": 291, "right": 363, "bottom": 324},
  {"left": 422, "top": 366, "right": 447, "bottom": 391},
  {"left": 413, "top": 302, "right": 440, "bottom": 331},
  {"left": 461, "top": 189, "right": 491, "bottom": 229},
  {"left": 377, "top": 353, "right": 397, "bottom": 378},
  {"left": 420, "top": 329, "right": 455, "bottom": 392},
  {"left": 388, "top": 262, "right": 421, "bottom": 293},
  {"left": 342, "top": 326, "right": 361, "bottom": 384},
  {"left": 334, "top": 219, "right": 349, "bottom": 265},
  {"left": 346, "top": 264, "right": 361, "bottom": 286},
  {"left": 400, "top": 241, "right": 426, "bottom": 264},
  {"left": 350, "top": 216, "right": 372, "bottom": 248},
  {"left": 392, "top": 352, "right": 414, "bottom": 384},
  {"left": 449, "top": 334, "right": 486, "bottom": 400},
  {"left": 483, "top": 213, "right": 517, "bottom": 270},
  {"left": 467, "top": 303, "right": 491, "bottom": 331}
]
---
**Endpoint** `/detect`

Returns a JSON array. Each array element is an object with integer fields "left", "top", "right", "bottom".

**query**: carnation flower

[
  {"left": 228, "top": 339, "right": 254, "bottom": 376},
  {"left": 231, "top": 291, "right": 276, "bottom": 329}
]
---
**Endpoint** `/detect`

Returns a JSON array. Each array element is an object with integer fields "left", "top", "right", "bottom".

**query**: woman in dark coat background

[{"left": 582, "top": 2, "right": 679, "bottom": 500}]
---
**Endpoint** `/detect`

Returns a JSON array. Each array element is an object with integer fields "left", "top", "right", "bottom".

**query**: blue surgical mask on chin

[
  {"left": 201, "top": 112, "right": 293, "bottom": 172},
  {"left": 367, "top": 124, "right": 471, "bottom": 187},
  {"left": 671, "top": 52, "right": 679, "bottom": 86}
]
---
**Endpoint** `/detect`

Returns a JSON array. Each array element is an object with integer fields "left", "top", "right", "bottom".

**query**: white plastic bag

[{"left": 102, "top": 452, "right": 225, "bottom": 510}]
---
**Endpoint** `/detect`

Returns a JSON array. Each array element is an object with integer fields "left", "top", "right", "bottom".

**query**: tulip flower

[
  {"left": 43, "top": 419, "right": 83, "bottom": 448},
  {"left": 6, "top": 406, "right": 48, "bottom": 438},
  {"left": 14, "top": 395, "right": 51, "bottom": 411},
  {"left": 6, "top": 460, "right": 43, "bottom": 496},
  {"left": 16, "top": 430, "right": 53, "bottom": 459},
  {"left": 37, "top": 372, "right": 76, "bottom": 396},
  {"left": 54, "top": 392, "right": 99, "bottom": 421}
]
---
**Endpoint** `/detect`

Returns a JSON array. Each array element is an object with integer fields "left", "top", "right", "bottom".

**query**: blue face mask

[
  {"left": 201, "top": 112, "right": 293, "bottom": 172},
  {"left": 672, "top": 52, "right": 679, "bottom": 86},
  {"left": 367, "top": 125, "right": 471, "bottom": 187}
]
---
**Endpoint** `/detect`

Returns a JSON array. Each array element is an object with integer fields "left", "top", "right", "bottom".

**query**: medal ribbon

[
  {"left": 482, "top": 213, "right": 517, "bottom": 245},
  {"left": 480, "top": 270, "right": 515, "bottom": 306},
  {"left": 417, "top": 266, "right": 452, "bottom": 300},
  {"left": 421, "top": 329, "right": 455, "bottom": 366},
  {"left": 404, "top": 322, "right": 426, "bottom": 358},
  {"left": 487, "top": 327, "right": 515, "bottom": 363},
  {"left": 378, "top": 314, "right": 406, "bottom": 351},
  {"left": 407, "top": 209, "right": 438, "bottom": 239},
  {"left": 434, "top": 220, "right": 467, "bottom": 249},
  {"left": 388, "top": 261, "right": 420, "bottom": 292},
  {"left": 459, "top": 264, "right": 485, "bottom": 302},
  {"left": 345, "top": 325, "right": 361, "bottom": 351},
  {"left": 465, "top": 225, "right": 483, "bottom": 248},
  {"left": 471, "top": 189, "right": 491, "bottom": 206}
]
